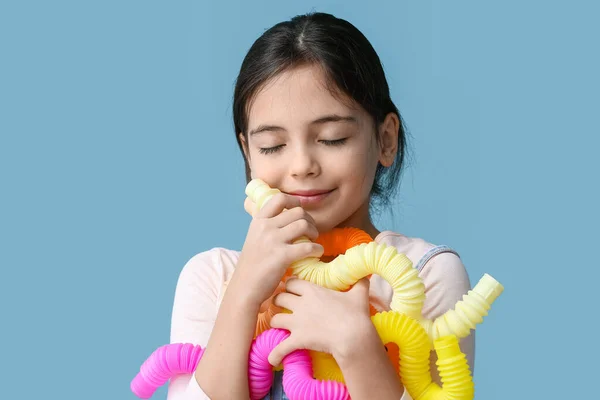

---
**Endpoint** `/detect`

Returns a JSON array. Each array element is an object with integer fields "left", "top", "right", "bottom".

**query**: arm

[
  {"left": 169, "top": 193, "right": 321, "bottom": 399},
  {"left": 193, "top": 265, "right": 261, "bottom": 400},
  {"left": 167, "top": 250, "right": 220, "bottom": 400},
  {"left": 335, "top": 320, "right": 404, "bottom": 400},
  {"left": 167, "top": 249, "right": 259, "bottom": 400}
]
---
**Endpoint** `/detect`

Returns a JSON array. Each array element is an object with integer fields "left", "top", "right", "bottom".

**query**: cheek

[
  {"left": 247, "top": 153, "right": 283, "bottom": 182},
  {"left": 335, "top": 145, "right": 379, "bottom": 187}
]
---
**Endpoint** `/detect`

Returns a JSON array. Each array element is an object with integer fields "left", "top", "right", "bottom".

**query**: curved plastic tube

[
  {"left": 282, "top": 350, "right": 349, "bottom": 400},
  {"left": 246, "top": 178, "right": 504, "bottom": 333},
  {"left": 420, "top": 273, "right": 504, "bottom": 344},
  {"left": 371, "top": 311, "right": 474, "bottom": 400},
  {"left": 254, "top": 228, "right": 373, "bottom": 337},
  {"left": 246, "top": 179, "right": 426, "bottom": 320},
  {"left": 306, "top": 311, "right": 476, "bottom": 400},
  {"left": 248, "top": 328, "right": 288, "bottom": 399},
  {"left": 130, "top": 343, "right": 205, "bottom": 399},
  {"left": 314, "top": 227, "right": 373, "bottom": 256},
  {"left": 131, "top": 329, "right": 349, "bottom": 400},
  {"left": 132, "top": 180, "right": 503, "bottom": 399}
]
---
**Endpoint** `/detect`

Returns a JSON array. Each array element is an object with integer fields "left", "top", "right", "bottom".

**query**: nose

[{"left": 289, "top": 146, "right": 320, "bottom": 178}]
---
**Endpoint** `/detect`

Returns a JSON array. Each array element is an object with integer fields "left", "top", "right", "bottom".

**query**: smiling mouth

[{"left": 287, "top": 189, "right": 335, "bottom": 206}]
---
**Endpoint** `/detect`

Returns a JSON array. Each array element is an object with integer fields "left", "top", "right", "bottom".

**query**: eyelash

[{"left": 258, "top": 138, "right": 348, "bottom": 155}]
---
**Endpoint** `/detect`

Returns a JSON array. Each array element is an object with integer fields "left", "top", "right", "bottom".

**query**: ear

[{"left": 378, "top": 113, "right": 399, "bottom": 168}]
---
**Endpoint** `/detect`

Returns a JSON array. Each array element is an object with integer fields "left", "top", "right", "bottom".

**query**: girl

[{"left": 168, "top": 12, "right": 473, "bottom": 400}]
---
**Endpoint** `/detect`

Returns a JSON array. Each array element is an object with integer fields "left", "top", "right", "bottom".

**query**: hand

[
  {"left": 234, "top": 193, "right": 324, "bottom": 307},
  {"left": 267, "top": 277, "right": 374, "bottom": 366}
]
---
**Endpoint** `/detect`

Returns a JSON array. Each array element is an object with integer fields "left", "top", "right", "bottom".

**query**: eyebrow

[{"left": 248, "top": 114, "right": 357, "bottom": 136}]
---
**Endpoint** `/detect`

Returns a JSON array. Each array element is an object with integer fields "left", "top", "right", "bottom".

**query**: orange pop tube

[
  {"left": 314, "top": 227, "right": 373, "bottom": 256},
  {"left": 253, "top": 229, "right": 373, "bottom": 338}
]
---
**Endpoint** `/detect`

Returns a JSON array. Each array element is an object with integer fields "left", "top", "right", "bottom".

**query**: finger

[
  {"left": 272, "top": 292, "right": 300, "bottom": 310},
  {"left": 279, "top": 217, "right": 319, "bottom": 242},
  {"left": 271, "top": 205, "right": 315, "bottom": 229},
  {"left": 268, "top": 336, "right": 299, "bottom": 367},
  {"left": 284, "top": 277, "right": 311, "bottom": 296},
  {"left": 285, "top": 241, "right": 324, "bottom": 264},
  {"left": 350, "top": 277, "right": 371, "bottom": 292},
  {"left": 269, "top": 312, "right": 294, "bottom": 330},
  {"left": 244, "top": 196, "right": 257, "bottom": 217},
  {"left": 255, "top": 193, "right": 301, "bottom": 219},
  {"left": 348, "top": 277, "right": 371, "bottom": 297},
  {"left": 349, "top": 278, "right": 371, "bottom": 310}
]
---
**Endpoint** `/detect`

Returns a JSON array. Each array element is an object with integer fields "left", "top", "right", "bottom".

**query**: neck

[{"left": 335, "top": 201, "right": 381, "bottom": 239}]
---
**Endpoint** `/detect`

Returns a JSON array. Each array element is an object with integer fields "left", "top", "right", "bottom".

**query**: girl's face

[{"left": 241, "top": 64, "right": 397, "bottom": 235}]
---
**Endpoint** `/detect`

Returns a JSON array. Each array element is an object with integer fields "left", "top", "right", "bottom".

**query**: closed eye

[
  {"left": 320, "top": 138, "right": 348, "bottom": 146},
  {"left": 258, "top": 144, "right": 285, "bottom": 155},
  {"left": 258, "top": 138, "right": 347, "bottom": 155}
]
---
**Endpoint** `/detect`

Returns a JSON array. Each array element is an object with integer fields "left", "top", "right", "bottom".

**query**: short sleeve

[{"left": 167, "top": 249, "right": 225, "bottom": 400}]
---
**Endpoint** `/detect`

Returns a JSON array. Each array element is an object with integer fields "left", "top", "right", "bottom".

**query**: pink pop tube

[
  {"left": 251, "top": 329, "right": 349, "bottom": 400},
  {"left": 248, "top": 328, "right": 288, "bottom": 399},
  {"left": 131, "top": 329, "right": 350, "bottom": 400},
  {"left": 130, "top": 343, "right": 205, "bottom": 399},
  {"left": 282, "top": 350, "right": 349, "bottom": 400}
]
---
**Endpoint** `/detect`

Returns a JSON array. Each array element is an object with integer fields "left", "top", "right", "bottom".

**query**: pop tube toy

[
  {"left": 254, "top": 227, "right": 375, "bottom": 339},
  {"left": 245, "top": 179, "right": 504, "bottom": 344},
  {"left": 131, "top": 179, "right": 504, "bottom": 400},
  {"left": 131, "top": 312, "right": 476, "bottom": 400}
]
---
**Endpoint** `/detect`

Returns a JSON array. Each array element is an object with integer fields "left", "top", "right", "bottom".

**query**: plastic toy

[
  {"left": 246, "top": 180, "right": 504, "bottom": 345},
  {"left": 254, "top": 227, "right": 374, "bottom": 339},
  {"left": 130, "top": 179, "right": 504, "bottom": 400}
]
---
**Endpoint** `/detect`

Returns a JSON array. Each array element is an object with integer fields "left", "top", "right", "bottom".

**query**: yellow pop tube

[
  {"left": 245, "top": 179, "right": 426, "bottom": 320},
  {"left": 371, "top": 312, "right": 474, "bottom": 400},
  {"left": 245, "top": 178, "right": 503, "bottom": 337},
  {"left": 421, "top": 273, "right": 504, "bottom": 343},
  {"left": 309, "top": 313, "right": 475, "bottom": 399},
  {"left": 245, "top": 179, "right": 495, "bottom": 399}
]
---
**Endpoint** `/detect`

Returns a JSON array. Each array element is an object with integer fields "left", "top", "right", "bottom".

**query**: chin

[{"left": 314, "top": 217, "right": 341, "bottom": 235}]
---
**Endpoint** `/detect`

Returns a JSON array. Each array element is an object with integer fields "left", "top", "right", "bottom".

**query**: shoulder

[
  {"left": 369, "top": 231, "right": 466, "bottom": 314},
  {"left": 170, "top": 248, "right": 241, "bottom": 346},
  {"left": 375, "top": 230, "right": 469, "bottom": 292},
  {"left": 177, "top": 247, "right": 241, "bottom": 290},
  {"left": 375, "top": 230, "right": 459, "bottom": 269}
]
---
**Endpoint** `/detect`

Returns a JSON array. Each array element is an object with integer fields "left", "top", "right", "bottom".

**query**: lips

[
  {"left": 287, "top": 189, "right": 333, "bottom": 196},
  {"left": 286, "top": 189, "right": 335, "bottom": 207}
]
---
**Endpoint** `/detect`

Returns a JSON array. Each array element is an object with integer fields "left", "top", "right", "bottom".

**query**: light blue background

[{"left": 1, "top": 1, "right": 598, "bottom": 399}]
